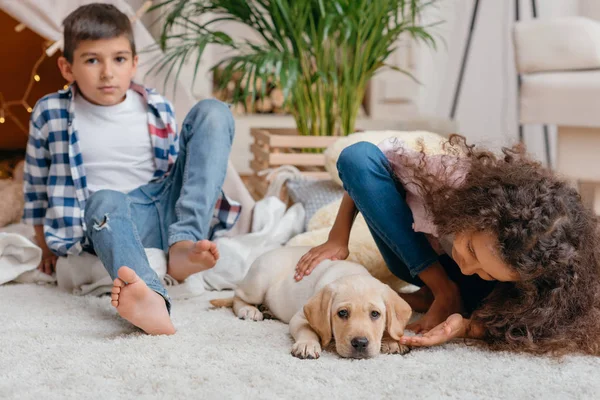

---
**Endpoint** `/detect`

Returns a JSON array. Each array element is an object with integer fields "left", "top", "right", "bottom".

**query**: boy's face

[{"left": 58, "top": 35, "right": 138, "bottom": 106}]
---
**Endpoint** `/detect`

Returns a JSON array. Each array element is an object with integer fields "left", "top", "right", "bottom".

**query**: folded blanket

[
  {"left": 54, "top": 249, "right": 169, "bottom": 297},
  {"left": 171, "top": 196, "right": 305, "bottom": 298},
  {"left": 1, "top": 238, "right": 169, "bottom": 295},
  {"left": 0, "top": 196, "right": 305, "bottom": 300},
  {"left": 0, "top": 232, "right": 43, "bottom": 285}
]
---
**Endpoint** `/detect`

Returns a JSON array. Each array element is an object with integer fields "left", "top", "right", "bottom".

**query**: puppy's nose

[{"left": 351, "top": 337, "right": 369, "bottom": 351}]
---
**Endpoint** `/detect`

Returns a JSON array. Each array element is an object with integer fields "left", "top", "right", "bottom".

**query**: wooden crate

[{"left": 249, "top": 128, "right": 340, "bottom": 198}]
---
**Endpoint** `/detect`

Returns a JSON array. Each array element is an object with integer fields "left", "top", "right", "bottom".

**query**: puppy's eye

[
  {"left": 337, "top": 309, "right": 349, "bottom": 319},
  {"left": 370, "top": 311, "right": 381, "bottom": 319}
]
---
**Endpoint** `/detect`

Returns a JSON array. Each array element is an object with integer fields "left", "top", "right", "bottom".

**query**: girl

[{"left": 295, "top": 135, "right": 600, "bottom": 355}]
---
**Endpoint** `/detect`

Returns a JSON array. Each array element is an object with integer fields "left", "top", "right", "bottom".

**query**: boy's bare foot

[
  {"left": 111, "top": 266, "right": 175, "bottom": 335},
  {"left": 167, "top": 240, "right": 219, "bottom": 282},
  {"left": 399, "top": 286, "right": 434, "bottom": 313},
  {"left": 406, "top": 280, "right": 463, "bottom": 334}
]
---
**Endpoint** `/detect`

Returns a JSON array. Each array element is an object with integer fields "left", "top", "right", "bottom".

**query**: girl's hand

[
  {"left": 294, "top": 241, "right": 350, "bottom": 281},
  {"left": 400, "top": 313, "right": 468, "bottom": 347}
]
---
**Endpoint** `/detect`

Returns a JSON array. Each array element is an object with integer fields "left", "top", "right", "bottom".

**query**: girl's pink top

[{"left": 377, "top": 137, "right": 468, "bottom": 238}]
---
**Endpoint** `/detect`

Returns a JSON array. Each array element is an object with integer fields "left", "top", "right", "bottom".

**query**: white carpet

[{"left": 1, "top": 284, "right": 599, "bottom": 400}]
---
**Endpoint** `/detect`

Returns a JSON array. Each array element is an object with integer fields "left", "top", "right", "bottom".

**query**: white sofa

[{"left": 515, "top": 17, "right": 600, "bottom": 213}]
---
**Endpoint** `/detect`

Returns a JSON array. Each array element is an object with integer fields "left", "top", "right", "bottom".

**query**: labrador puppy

[{"left": 210, "top": 246, "right": 411, "bottom": 359}]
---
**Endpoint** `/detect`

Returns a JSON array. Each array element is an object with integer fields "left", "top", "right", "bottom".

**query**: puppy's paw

[
  {"left": 236, "top": 305, "right": 264, "bottom": 321},
  {"left": 291, "top": 340, "right": 322, "bottom": 359},
  {"left": 381, "top": 338, "right": 410, "bottom": 355},
  {"left": 257, "top": 304, "right": 275, "bottom": 320}
]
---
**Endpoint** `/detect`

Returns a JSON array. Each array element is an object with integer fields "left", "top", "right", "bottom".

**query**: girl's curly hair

[{"left": 397, "top": 134, "right": 600, "bottom": 356}]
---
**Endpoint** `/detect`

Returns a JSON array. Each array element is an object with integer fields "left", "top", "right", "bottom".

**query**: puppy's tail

[{"left": 210, "top": 297, "right": 234, "bottom": 308}]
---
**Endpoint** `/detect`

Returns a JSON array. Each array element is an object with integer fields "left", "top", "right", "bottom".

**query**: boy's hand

[
  {"left": 33, "top": 225, "right": 57, "bottom": 275},
  {"left": 37, "top": 248, "right": 58, "bottom": 275},
  {"left": 400, "top": 314, "right": 467, "bottom": 347},
  {"left": 294, "top": 241, "right": 349, "bottom": 281}
]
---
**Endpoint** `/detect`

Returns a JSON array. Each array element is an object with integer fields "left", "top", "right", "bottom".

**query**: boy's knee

[
  {"left": 192, "top": 98, "right": 231, "bottom": 116},
  {"left": 184, "top": 99, "right": 234, "bottom": 139},
  {"left": 84, "top": 190, "right": 127, "bottom": 226},
  {"left": 337, "top": 142, "right": 384, "bottom": 177}
]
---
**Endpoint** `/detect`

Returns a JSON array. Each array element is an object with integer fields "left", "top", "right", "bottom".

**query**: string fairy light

[
  {"left": 1, "top": 1, "right": 152, "bottom": 136},
  {"left": 0, "top": 41, "right": 52, "bottom": 135}
]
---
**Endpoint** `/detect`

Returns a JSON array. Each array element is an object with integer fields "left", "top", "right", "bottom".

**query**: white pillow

[
  {"left": 324, "top": 130, "right": 447, "bottom": 186},
  {"left": 514, "top": 17, "right": 600, "bottom": 74}
]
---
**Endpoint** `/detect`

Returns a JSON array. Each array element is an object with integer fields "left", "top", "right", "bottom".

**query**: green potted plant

[{"left": 151, "top": 0, "right": 437, "bottom": 138}]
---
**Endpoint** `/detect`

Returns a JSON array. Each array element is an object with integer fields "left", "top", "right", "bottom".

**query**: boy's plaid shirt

[{"left": 23, "top": 83, "right": 241, "bottom": 256}]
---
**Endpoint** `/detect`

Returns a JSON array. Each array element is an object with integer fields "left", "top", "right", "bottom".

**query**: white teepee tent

[{"left": 0, "top": 0, "right": 255, "bottom": 236}]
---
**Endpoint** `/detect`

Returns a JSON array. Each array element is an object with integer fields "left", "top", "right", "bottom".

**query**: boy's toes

[
  {"left": 193, "top": 240, "right": 212, "bottom": 253},
  {"left": 117, "top": 266, "right": 139, "bottom": 283},
  {"left": 113, "top": 278, "right": 126, "bottom": 288}
]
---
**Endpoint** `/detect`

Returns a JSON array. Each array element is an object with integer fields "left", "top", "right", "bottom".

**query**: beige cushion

[
  {"left": 556, "top": 126, "right": 600, "bottom": 182},
  {"left": 324, "top": 130, "right": 447, "bottom": 186},
  {"left": 520, "top": 70, "right": 600, "bottom": 127},
  {"left": 514, "top": 17, "right": 600, "bottom": 74},
  {"left": 286, "top": 199, "right": 408, "bottom": 292}
]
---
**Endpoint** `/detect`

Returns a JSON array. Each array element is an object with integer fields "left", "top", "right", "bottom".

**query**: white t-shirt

[{"left": 74, "top": 89, "right": 156, "bottom": 194}]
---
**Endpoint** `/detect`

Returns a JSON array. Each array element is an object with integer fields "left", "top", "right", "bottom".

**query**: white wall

[
  {"left": 416, "top": 0, "right": 581, "bottom": 165},
  {"left": 580, "top": 0, "right": 600, "bottom": 20}
]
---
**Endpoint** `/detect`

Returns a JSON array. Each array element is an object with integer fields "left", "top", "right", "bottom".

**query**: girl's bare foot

[
  {"left": 111, "top": 266, "right": 175, "bottom": 335},
  {"left": 167, "top": 240, "right": 219, "bottom": 282},
  {"left": 406, "top": 280, "right": 463, "bottom": 334},
  {"left": 399, "top": 286, "right": 434, "bottom": 313}
]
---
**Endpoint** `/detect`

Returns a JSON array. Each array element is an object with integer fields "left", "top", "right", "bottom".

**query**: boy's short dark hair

[{"left": 62, "top": 3, "right": 136, "bottom": 63}]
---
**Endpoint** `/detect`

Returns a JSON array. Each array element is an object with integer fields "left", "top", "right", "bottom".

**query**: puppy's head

[{"left": 303, "top": 275, "right": 411, "bottom": 359}]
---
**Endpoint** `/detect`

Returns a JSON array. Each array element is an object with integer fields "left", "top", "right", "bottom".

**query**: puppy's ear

[
  {"left": 303, "top": 285, "right": 334, "bottom": 347},
  {"left": 383, "top": 286, "right": 412, "bottom": 340}
]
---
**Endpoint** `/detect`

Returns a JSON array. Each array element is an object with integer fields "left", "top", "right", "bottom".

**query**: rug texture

[{"left": 1, "top": 284, "right": 599, "bottom": 400}]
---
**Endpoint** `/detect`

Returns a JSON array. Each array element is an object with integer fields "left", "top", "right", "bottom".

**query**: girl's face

[{"left": 452, "top": 231, "right": 520, "bottom": 282}]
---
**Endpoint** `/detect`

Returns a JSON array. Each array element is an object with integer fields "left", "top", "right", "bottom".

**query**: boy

[{"left": 23, "top": 3, "right": 240, "bottom": 335}]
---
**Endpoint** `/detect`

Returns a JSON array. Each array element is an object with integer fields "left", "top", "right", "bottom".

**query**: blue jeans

[
  {"left": 83, "top": 99, "right": 234, "bottom": 311},
  {"left": 337, "top": 142, "right": 495, "bottom": 313}
]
